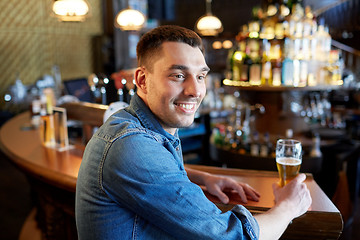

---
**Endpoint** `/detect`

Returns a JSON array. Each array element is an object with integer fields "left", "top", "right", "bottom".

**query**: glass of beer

[{"left": 276, "top": 139, "right": 302, "bottom": 187}]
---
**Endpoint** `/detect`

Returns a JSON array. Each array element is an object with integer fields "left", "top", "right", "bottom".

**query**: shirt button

[{"left": 176, "top": 147, "right": 180, "bottom": 151}]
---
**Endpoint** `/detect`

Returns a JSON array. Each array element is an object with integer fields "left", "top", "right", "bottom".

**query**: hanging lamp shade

[
  {"left": 195, "top": 0, "right": 223, "bottom": 36},
  {"left": 52, "top": 0, "right": 90, "bottom": 22},
  {"left": 195, "top": 14, "right": 223, "bottom": 36},
  {"left": 114, "top": 7, "right": 146, "bottom": 31}
]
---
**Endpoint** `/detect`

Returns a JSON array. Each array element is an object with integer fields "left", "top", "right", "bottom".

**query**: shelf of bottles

[
  {"left": 225, "top": 1, "right": 344, "bottom": 89},
  {"left": 210, "top": 120, "right": 323, "bottom": 162}
]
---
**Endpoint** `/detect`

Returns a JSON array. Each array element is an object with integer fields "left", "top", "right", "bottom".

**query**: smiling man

[
  {"left": 135, "top": 41, "right": 208, "bottom": 134},
  {"left": 75, "top": 25, "right": 311, "bottom": 240}
]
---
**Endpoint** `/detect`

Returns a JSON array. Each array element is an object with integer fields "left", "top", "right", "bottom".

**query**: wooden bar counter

[
  {"left": 187, "top": 165, "right": 343, "bottom": 240},
  {"left": 0, "top": 111, "right": 343, "bottom": 239}
]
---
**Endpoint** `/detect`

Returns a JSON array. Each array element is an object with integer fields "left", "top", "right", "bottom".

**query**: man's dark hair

[{"left": 136, "top": 25, "right": 204, "bottom": 71}]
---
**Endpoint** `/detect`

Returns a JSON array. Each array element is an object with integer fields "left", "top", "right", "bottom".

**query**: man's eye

[
  {"left": 171, "top": 74, "right": 185, "bottom": 80},
  {"left": 198, "top": 75, "right": 206, "bottom": 81}
]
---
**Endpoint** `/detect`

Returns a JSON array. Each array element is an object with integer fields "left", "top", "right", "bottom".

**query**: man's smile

[{"left": 174, "top": 102, "right": 197, "bottom": 113}]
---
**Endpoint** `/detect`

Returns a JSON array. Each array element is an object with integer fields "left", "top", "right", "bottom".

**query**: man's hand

[
  {"left": 203, "top": 174, "right": 260, "bottom": 204},
  {"left": 254, "top": 173, "right": 312, "bottom": 240},
  {"left": 272, "top": 173, "right": 312, "bottom": 219},
  {"left": 185, "top": 167, "right": 260, "bottom": 204}
]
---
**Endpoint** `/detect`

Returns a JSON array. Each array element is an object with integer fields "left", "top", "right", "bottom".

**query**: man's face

[{"left": 139, "top": 41, "right": 209, "bottom": 135}]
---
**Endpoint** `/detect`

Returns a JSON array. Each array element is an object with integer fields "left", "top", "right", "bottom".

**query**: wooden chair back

[{"left": 60, "top": 102, "right": 108, "bottom": 143}]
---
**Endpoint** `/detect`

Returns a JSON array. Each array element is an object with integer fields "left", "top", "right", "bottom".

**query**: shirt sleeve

[{"left": 101, "top": 131, "right": 259, "bottom": 240}]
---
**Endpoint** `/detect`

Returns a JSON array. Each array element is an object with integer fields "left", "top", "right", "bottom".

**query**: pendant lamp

[
  {"left": 114, "top": 1, "right": 146, "bottom": 31},
  {"left": 52, "top": 0, "right": 90, "bottom": 22},
  {"left": 195, "top": 0, "right": 223, "bottom": 36}
]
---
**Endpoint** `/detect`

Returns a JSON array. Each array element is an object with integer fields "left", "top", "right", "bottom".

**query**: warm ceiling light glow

[
  {"left": 222, "top": 40, "right": 233, "bottom": 49},
  {"left": 52, "top": 0, "right": 89, "bottom": 22},
  {"left": 195, "top": 0, "right": 223, "bottom": 36},
  {"left": 114, "top": 8, "right": 146, "bottom": 31},
  {"left": 196, "top": 15, "right": 223, "bottom": 36},
  {"left": 212, "top": 41, "right": 222, "bottom": 49}
]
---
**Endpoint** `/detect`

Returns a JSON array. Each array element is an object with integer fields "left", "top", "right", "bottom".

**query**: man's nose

[{"left": 184, "top": 76, "right": 202, "bottom": 98}]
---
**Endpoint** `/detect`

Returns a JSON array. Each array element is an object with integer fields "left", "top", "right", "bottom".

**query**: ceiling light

[
  {"left": 114, "top": 7, "right": 146, "bottom": 31},
  {"left": 212, "top": 41, "right": 222, "bottom": 49},
  {"left": 52, "top": 0, "right": 90, "bottom": 22},
  {"left": 222, "top": 40, "right": 233, "bottom": 49},
  {"left": 195, "top": 0, "right": 223, "bottom": 36}
]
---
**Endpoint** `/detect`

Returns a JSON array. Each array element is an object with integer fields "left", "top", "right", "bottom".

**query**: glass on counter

[
  {"left": 275, "top": 139, "right": 302, "bottom": 187},
  {"left": 38, "top": 89, "right": 71, "bottom": 151}
]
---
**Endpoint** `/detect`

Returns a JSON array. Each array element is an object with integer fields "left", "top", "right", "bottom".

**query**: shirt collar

[{"left": 129, "top": 93, "right": 179, "bottom": 141}]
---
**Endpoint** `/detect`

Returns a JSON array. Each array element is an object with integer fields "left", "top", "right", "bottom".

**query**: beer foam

[{"left": 276, "top": 157, "right": 301, "bottom": 166}]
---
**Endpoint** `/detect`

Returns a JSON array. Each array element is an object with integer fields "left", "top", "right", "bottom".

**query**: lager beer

[
  {"left": 275, "top": 139, "right": 302, "bottom": 186},
  {"left": 276, "top": 157, "right": 301, "bottom": 187}
]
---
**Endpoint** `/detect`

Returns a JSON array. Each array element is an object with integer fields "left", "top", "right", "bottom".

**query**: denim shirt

[{"left": 75, "top": 94, "right": 259, "bottom": 240}]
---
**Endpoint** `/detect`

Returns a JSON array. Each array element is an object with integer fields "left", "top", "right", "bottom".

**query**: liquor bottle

[
  {"left": 260, "top": 132, "right": 271, "bottom": 157},
  {"left": 282, "top": 56, "right": 294, "bottom": 86},
  {"left": 292, "top": 37, "right": 301, "bottom": 80},
  {"left": 261, "top": 39, "right": 272, "bottom": 85},
  {"left": 210, "top": 127, "right": 221, "bottom": 146},
  {"left": 270, "top": 38, "right": 282, "bottom": 60},
  {"left": 330, "top": 50, "right": 344, "bottom": 84},
  {"left": 300, "top": 36, "right": 311, "bottom": 86},
  {"left": 303, "top": 6, "right": 314, "bottom": 38},
  {"left": 241, "top": 46, "right": 251, "bottom": 82},
  {"left": 223, "top": 126, "right": 235, "bottom": 151},
  {"left": 216, "top": 124, "right": 226, "bottom": 147},
  {"left": 275, "top": 22, "right": 285, "bottom": 40},
  {"left": 310, "top": 133, "right": 322, "bottom": 158},
  {"left": 239, "top": 123, "right": 251, "bottom": 155},
  {"left": 271, "top": 37, "right": 283, "bottom": 86},
  {"left": 310, "top": 21, "right": 318, "bottom": 61},
  {"left": 231, "top": 41, "right": 246, "bottom": 81},
  {"left": 323, "top": 26, "right": 332, "bottom": 63},
  {"left": 250, "top": 131, "right": 260, "bottom": 156},
  {"left": 249, "top": 36, "right": 261, "bottom": 86},
  {"left": 232, "top": 106, "right": 243, "bottom": 151},
  {"left": 305, "top": 29, "right": 320, "bottom": 86},
  {"left": 282, "top": 38, "right": 294, "bottom": 86},
  {"left": 315, "top": 21, "right": 326, "bottom": 62},
  {"left": 225, "top": 44, "right": 235, "bottom": 80},
  {"left": 272, "top": 59, "right": 282, "bottom": 86},
  {"left": 299, "top": 59, "right": 308, "bottom": 87},
  {"left": 293, "top": 59, "right": 300, "bottom": 87},
  {"left": 249, "top": 52, "right": 261, "bottom": 86},
  {"left": 261, "top": 61, "right": 272, "bottom": 86}
]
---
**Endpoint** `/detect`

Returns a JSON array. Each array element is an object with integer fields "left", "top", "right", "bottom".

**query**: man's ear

[{"left": 134, "top": 67, "right": 147, "bottom": 94}]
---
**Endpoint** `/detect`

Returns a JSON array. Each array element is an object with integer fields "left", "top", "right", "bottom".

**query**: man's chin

[{"left": 177, "top": 119, "right": 195, "bottom": 128}]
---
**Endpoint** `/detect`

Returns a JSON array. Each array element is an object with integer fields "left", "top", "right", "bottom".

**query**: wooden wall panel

[
  {"left": 46, "top": 34, "right": 94, "bottom": 80},
  {"left": 0, "top": 31, "right": 44, "bottom": 85},
  {"left": 0, "top": 0, "right": 103, "bottom": 109}
]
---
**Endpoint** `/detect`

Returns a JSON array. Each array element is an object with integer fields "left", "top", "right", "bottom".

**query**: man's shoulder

[
  {"left": 98, "top": 109, "right": 143, "bottom": 135},
  {"left": 94, "top": 109, "right": 164, "bottom": 143}
]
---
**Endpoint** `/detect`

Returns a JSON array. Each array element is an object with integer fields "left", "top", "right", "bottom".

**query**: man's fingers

[
  {"left": 243, "top": 185, "right": 260, "bottom": 202},
  {"left": 294, "top": 173, "right": 307, "bottom": 183},
  {"left": 237, "top": 187, "right": 248, "bottom": 203},
  {"left": 217, "top": 191, "right": 230, "bottom": 204},
  {"left": 235, "top": 183, "right": 261, "bottom": 203}
]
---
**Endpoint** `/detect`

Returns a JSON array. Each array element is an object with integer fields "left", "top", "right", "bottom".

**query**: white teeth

[{"left": 178, "top": 103, "right": 194, "bottom": 110}]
